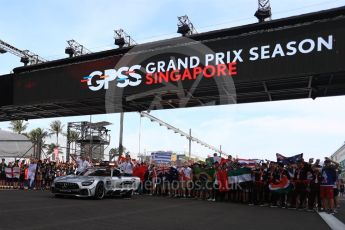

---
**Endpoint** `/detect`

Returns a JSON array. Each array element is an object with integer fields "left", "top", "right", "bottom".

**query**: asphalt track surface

[
  {"left": 335, "top": 197, "right": 345, "bottom": 224},
  {"left": 0, "top": 190, "right": 336, "bottom": 230}
]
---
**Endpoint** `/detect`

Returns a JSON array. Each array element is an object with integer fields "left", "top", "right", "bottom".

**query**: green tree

[
  {"left": 109, "top": 146, "right": 129, "bottom": 161},
  {"left": 49, "top": 120, "right": 65, "bottom": 145},
  {"left": 46, "top": 143, "right": 60, "bottom": 154},
  {"left": 67, "top": 130, "right": 79, "bottom": 153},
  {"left": 26, "top": 128, "right": 49, "bottom": 159},
  {"left": 46, "top": 143, "right": 63, "bottom": 160},
  {"left": 8, "top": 120, "right": 28, "bottom": 134}
]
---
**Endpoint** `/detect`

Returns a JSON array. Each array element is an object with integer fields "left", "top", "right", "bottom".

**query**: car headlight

[{"left": 81, "top": 180, "right": 95, "bottom": 186}]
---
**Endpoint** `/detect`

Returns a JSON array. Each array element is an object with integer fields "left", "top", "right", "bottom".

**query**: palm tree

[
  {"left": 8, "top": 120, "right": 28, "bottom": 134},
  {"left": 26, "top": 128, "right": 49, "bottom": 159},
  {"left": 46, "top": 143, "right": 63, "bottom": 160},
  {"left": 46, "top": 143, "right": 59, "bottom": 155},
  {"left": 49, "top": 120, "right": 65, "bottom": 145},
  {"left": 109, "top": 146, "right": 130, "bottom": 161},
  {"left": 68, "top": 130, "right": 80, "bottom": 153}
]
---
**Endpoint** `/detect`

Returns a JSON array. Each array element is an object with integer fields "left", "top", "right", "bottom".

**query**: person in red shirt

[
  {"left": 216, "top": 163, "right": 229, "bottom": 201},
  {"left": 133, "top": 163, "right": 148, "bottom": 195}
]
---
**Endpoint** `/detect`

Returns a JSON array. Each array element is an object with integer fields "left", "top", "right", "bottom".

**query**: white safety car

[{"left": 51, "top": 166, "right": 140, "bottom": 199}]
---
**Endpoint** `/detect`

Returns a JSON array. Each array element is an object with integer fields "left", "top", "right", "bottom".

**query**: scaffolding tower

[{"left": 66, "top": 121, "right": 111, "bottom": 161}]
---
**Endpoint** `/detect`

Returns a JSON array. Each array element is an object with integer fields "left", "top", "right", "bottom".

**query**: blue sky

[{"left": 1, "top": 0, "right": 345, "bottom": 161}]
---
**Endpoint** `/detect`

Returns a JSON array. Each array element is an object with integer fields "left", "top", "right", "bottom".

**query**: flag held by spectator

[
  {"left": 276, "top": 153, "right": 303, "bottom": 165},
  {"left": 193, "top": 166, "right": 215, "bottom": 182},
  {"left": 12, "top": 167, "right": 20, "bottom": 179},
  {"left": 5, "top": 167, "right": 12, "bottom": 179},
  {"left": 269, "top": 175, "right": 292, "bottom": 194},
  {"left": 228, "top": 167, "right": 252, "bottom": 184},
  {"left": 151, "top": 151, "right": 172, "bottom": 164},
  {"left": 237, "top": 159, "right": 262, "bottom": 168}
]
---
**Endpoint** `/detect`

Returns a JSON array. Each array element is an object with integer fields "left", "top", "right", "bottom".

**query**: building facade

[{"left": 331, "top": 142, "right": 345, "bottom": 180}]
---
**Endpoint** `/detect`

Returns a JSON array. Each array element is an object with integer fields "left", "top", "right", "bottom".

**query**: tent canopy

[{"left": 0, "top": 129, "right": 34, "bottom": 158}]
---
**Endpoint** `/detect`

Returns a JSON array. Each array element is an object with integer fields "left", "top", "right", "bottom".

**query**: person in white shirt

[
  {"left": 182, "top": 164, "right": 193, "bottom": 198},
  {"left": 213, "top": 153, "right": 221, "bottom": 164},
  {"left": 119, "top": 155, "right": 134, "bottom": 176},
  {"left": 182, "top": 165, "right": 192, "bottom": 180},
  {"left": 71, "top": 154, "right": 91, "bottom": 174},
  {"left": 28, "top": 158, "right": 37, "bottom": 189}
]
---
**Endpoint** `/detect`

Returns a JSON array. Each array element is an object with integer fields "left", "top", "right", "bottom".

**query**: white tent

[{"left": 0, "top": 129, "right": 34, "bottom": 158}]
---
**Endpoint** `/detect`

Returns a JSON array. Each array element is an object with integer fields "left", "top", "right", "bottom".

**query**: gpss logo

[{"left": 81, "top": 65, "right": 142, "bottom": 91}]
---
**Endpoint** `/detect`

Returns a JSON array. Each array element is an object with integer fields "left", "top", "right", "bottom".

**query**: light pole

[
  {"left": 118, "top": 112, "right": 124, "bottom": 158},
  {"left": 89, "top": 115, "right": 93, "bottom": 159},
  {"left": 188, "top": 129, "right": 192, "bottom": 160},
  {"left": 138, "top": 114, "right": 142, "bottom": 157}
]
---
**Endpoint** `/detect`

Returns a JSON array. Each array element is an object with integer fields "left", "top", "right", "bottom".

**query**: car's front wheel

[{"left": 94, "top": 182, "right": 105, "bottom": 200}]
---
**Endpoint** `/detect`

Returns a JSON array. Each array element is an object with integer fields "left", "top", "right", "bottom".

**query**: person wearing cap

[{"left": 320, "top": 157, "right": 338, "bottom": 214}]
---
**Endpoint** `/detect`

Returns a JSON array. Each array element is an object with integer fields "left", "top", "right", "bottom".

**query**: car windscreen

[
  {"left": 112, "top": 169, "right": 121, "bottom": 177},
  {"left": 80, "top": 168, "right": 111, "bottom": 177}
]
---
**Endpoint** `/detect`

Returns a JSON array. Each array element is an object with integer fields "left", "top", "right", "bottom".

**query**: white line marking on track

[{"left": 318, "top": 212, "right": 345, "bottom": 230}]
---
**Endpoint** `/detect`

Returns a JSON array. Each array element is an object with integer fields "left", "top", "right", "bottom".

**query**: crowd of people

[
  {"left": 0, "top": 158, "right": 76, "bottom": 190},
  {"left": 0, "top": 153, "right": 344, "bottom": 215},
  {"left": 124, "top": 154, "right": 344, "bottom": 215}
]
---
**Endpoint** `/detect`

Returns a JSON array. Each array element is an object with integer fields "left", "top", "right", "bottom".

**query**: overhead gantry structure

[{"left": 0, "top": 39, "right": 47, "bottom": 66}]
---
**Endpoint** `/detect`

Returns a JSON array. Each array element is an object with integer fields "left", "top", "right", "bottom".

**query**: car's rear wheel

[{"left": 94, "top": 182, "right": 105, "bottom": 200}]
